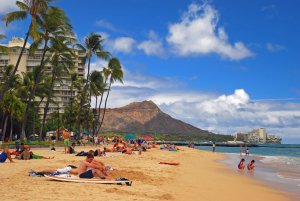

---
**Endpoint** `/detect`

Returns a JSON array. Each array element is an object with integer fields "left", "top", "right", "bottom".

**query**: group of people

[
  {"left": 240, "top": 145, "right": 250, "bottom": 156},
  {"left": 238, "top": 158, "right": 255, "bottom": 171},
  {"left": 1, "top": 143, "right": 54, "bottom": 162},
  {"left": 160, "top": 144, "right": 179, "bottom": 151}
]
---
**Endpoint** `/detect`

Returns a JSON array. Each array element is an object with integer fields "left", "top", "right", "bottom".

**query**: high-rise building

[
  {"left": 0, "top": 37, "right": 85, "bottom": 117},
  {"left": 258, "top": 128, "right": 267, "bottom": 143}
]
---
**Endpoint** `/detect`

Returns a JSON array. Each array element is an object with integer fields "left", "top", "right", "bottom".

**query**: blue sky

[{"left": 1, "top": 0, "right": 300, "bottom": 143}]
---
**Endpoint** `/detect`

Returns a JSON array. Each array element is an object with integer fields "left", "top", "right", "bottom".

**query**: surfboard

[
  {"left": 44, "top": 175, "right": 132, "bottom": 185},
  {"left": 159, "top": 162, "right": 180, "bottom": 165}
]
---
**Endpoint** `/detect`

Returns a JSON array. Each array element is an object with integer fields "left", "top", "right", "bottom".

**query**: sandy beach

[{"left": 0, "top": 145, "right": 291, "bottom": 201}]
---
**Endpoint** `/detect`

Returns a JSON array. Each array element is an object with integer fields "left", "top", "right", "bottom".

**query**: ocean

[{"left": 195, "top": 145, "right": 300, "bottom": 200}]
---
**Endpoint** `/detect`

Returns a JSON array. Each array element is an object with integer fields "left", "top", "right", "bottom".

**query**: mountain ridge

[{"left": 99, "top": 100, "right": 214, "bottom": 136}]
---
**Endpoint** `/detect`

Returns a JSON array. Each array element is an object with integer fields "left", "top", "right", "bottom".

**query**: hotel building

[{"left": 0, "top": 37, "right": 85, "bottom": 117}]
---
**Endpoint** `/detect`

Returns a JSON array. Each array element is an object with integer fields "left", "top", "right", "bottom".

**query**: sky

[{"left": 1, "top": 0, "right": 300, "bottom": 143}]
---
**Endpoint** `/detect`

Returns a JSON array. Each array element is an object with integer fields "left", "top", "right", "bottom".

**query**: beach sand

[{"left": 0, "top": 146, "right": 291, "bottom": 201}]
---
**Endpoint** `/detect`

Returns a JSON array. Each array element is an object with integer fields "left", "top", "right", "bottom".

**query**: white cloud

[
  {"left": 86, "top": 59, "right": 108, "bottom": 78},
  {"left": 109, "top": 37, "right": 136, "bottom": 53},
  {"left": 138, "top": 31, "right": 165, "bottom": 57},
  {"left": 199, "top": 89, "right": 249, "bottom": 114},
  {"left": 95, "top": 19, "right": 118, "bottom": 32},
  {"left": 0, "top": 0, "right": 17, "bottom": 14},
  {"left": 90, "top": 68, "right": 300, "bottom": 142},
  {"left": 261, "top": 4, "right": 276, "bottom": 12},
  {"left": 166, "top": 2, "right": 253, "bottom": 60},
  {"left": 266, "top": 43, "right": 286, "bottom": 52}
]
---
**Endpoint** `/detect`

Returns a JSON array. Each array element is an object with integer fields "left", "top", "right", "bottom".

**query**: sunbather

[
  {"left": 0, "top": 147, "right": 14, "bottom": 163},
  {"left": 78, "top": 154, "right": 107, "bottom": 179}
]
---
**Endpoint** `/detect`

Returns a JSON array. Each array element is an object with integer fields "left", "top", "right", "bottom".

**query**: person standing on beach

[
  {"left": 247, "top": 160, "right": 255, "bottom": 171},
  {"left": 239, "top": 145, "right": 243, "bottom": 156},
  {"left": 245, "top": 148, "right": 249, "bottom": 156},
  {"left": 212, "top": 142, "right": 216, "bottom": 152},
  {"left": 62, "top": 131, "right": 71, "bottom": 154}
]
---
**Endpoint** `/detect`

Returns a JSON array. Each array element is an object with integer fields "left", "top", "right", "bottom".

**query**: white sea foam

[{"left": 260, "top": 155, "right": 300, "bottom": 168}]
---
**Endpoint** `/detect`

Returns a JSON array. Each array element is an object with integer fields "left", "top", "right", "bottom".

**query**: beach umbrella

[
  {"left": 142, "top": 135, "right": 153, "bottom": 141},
  {"left": 124, "top": 133, "right": 136, "bottom": 139}
]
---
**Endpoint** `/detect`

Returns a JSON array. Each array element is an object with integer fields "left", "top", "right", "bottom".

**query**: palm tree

[
  {"left": 0, "top": 0, "right": 54, "bottom": 101},
  {"left": 97, "top": 57, "right": 123, "bottom": 133},
  {"left": 17, "top": 69, "right": 49, "bottom": 135},
  {"left": 0, "top": 65, "right": 21, "bottom": 129},
  {"left": 68, "top": 72, "right": 82, "bottom": 132},
  {"left": 39, "top": 37, "right": 74, "bottom": 140},
  {"left": 90, "top": 70, "right": 104, "bottom": 134},
  {"left": 20, "top": 6, "right": 73, "bottom": 139},
  {"left": 1, "top": 90, "right": 25, "bottom": 141},
  {"left": 76, "top": 32, "right": 110, "bottom": 136},
  {"left": 0, "top": 34, "right": 9, "bottom": 53}
]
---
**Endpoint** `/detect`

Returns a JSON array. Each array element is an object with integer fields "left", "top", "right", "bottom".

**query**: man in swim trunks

[
  {"left": 78, "top": 154, "right": 107, "bottom": 179},
  {"left": 62, "top": 131, "right": 71, "bottom": 154},
  {"left": 0, "top": 147, "right": 14, "bottom": 163}
]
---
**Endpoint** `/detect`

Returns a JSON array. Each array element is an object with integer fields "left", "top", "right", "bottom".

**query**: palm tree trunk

[
  {"left": 1, "top": 112, "right": 5, "bottom": 131},
  {"left": 21, "top": 39, "right": 49, "bottom": 140},
  {"left": 3, "top": 115, "right": 8, "bottom": 141},
  {"left": 97, "top": 80, "right": 112, "bottom": 133},
  {"left": 9, "top": 116, "right": 13, "bottom": 141},
  {"left": 96, "top": 77, "right": 107, "bottom": 131},
  {"left": 39, "top": 71, "right": 55, "bottom": 141},
  {"left": 77, "top": 56, "right": 91, "bottom": 138},
  {"left": 0, "top": 23, "right": 32, "bottom": 101},
  {"left": 93, "top": 95, "right": 98, "bottom": 135}
]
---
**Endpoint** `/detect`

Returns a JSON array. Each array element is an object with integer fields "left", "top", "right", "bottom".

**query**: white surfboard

[{"left": 44, "top": 175, "right": 132, "bottom": 185}]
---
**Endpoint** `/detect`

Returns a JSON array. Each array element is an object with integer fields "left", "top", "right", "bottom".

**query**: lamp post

[
  {"left": 57, "top": 104, "right": 60, "bottom": 140},
  {"left": 93, "top": 108, "right": 97, "bottom": 136},
  {"left": 69, "top": 97, "right": 73, "bottom": 133},
  {"left": 33, "top": 104, "right": 35, "bottom": 138}
]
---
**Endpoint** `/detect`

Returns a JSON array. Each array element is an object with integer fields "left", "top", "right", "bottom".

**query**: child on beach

[
  {"left": 245, "top": 148, "right": 249, "bottom": 156},
  {"left": 247, "top": 160, "right": 255, "bottom": 171},
  {"left": 239, "top": 145, "right": 243, "bottom": 156},
  {"left": 238, "top": 158, "right": 245, "bottom": 170}
]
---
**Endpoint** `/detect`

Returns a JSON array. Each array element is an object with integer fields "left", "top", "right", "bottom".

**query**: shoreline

[
  {"left": 0, "top": 145, "right": 292, "bottom": 201},
  {"left": 218, "top": 153, "right": 300, "bottom": 201}
]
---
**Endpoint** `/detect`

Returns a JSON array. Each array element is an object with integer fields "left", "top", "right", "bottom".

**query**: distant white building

[
  {"left": 234, "top": 128, "right": 281, "bottom": 144},
  {"left": 258, "top": 128, "right": 267, "bottom": 143}
]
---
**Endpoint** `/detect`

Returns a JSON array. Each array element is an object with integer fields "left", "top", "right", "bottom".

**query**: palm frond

[
  {"left": 2, "top": 11, "right": 27, "bottom": 26},
  {"left": 16, "top": 1, "right": 30, "bottom": 11}
]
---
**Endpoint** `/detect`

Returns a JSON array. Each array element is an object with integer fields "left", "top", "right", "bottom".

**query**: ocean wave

[{"left": 260, "top": 155, "right": 300, "bottom": 168}]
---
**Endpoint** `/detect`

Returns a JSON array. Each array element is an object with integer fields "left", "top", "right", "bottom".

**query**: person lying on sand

[
  {"left": 33, "top": 165, "right": 79, "bottom": 176},
  {"left": 78, "top": 154, "right": 107, "bottom": 179},
  {"left": 15, "top": 147, "right": 54, "bottom": 160},
  {"left": 76, "top": 149, "right": 103, "bottom": 157},
  {"left": 0, "top": 147, "right": 14, "bottom": 163}
]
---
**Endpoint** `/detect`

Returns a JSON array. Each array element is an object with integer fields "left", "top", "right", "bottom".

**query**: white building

[{"left": 0, "top": 37, "right": 85, "bottom": 117}]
